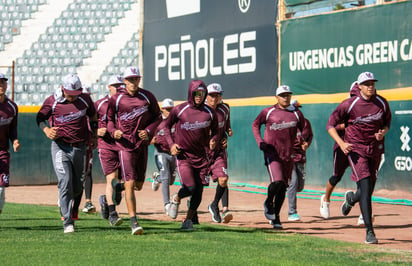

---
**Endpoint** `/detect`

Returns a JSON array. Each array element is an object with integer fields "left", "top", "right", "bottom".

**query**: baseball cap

[
  {"left": 357, "top": 72, "right": 377, "bottom": 85},
  {"left": 0, "top": 73, "right": 8, "bottom": 81},
  {"left": 207, "top": 83, "right": 223, "bottom": 94},
  {"left": 161, "top": 98, "right": 174, "bottom": 108},
  {"left": 291, "top": 99, "right": 302, "bottom": 108},
  {"left": 108, "top": 75, "right": 124, "bottom": 86},
  {"left": 276, "top": 85, "right": 292, "bottom": 96},
  {"left": 62, "top": 74, "right": 82, "bottom": 96},
  {"left": 123, "top": 66, "right": 141, "bottom": 79}
]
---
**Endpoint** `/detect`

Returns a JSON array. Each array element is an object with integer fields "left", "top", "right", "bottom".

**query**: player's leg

[
  {"left": 82, "top": 158, "right": 95, "bottom": 214},
  {"left": 264, "top": 157, "right": 283, "bottom": 221},
  {"left": 52, "top": 142, "right": 76, "bottom": 232},
  {"left": 106, "top": 170, "right": 122, "bottom": 226},
  {"left": 0, "top": 152, "right": 10, "bottom": 215},
  {"left": 287, "top": 164, "right": 298, "bottom": 219},
  {"left": 321, "top": 149, "right": 349, "bottom": 218},
  {"left": 208, "top": 177, "right": 227, "bottom": 223},
  {"left": 0, "top": 186, "right": 5, "bottom": 214}
]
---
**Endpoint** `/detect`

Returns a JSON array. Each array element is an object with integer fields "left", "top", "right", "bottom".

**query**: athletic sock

[
  {"left": 212, "top": 184, "right": 225, "bottom": 206},
  {"left": 108, "top": 204, "right": 116, "bottom": 214},
  {"left": 221, "top": 186, "right": 229, "bottom": 207}
]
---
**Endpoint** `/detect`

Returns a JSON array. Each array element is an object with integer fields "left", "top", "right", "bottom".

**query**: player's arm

[
  {"left": 36, "top": 99, "right": 59, "bottom": 140},
  {"left": 327, "top": 107, "right": 352, "bottom": 155}
]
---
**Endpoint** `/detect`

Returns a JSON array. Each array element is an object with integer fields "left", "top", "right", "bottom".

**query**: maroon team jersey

[
  {"left": 106, "top": 88, "right": 162, "bottom": 151},
  {"left": 327, "top": 93, "right": 391, "bottom": 156},
  {"left": 0, "top": 96, "right": 18, "bottom": 151},
  {"left": 95, "top": 95, "right": 117, "bottom": 151},
  {"left": 37, "top": 93, "right": 96, "bottom": 144},
  {"left": 154, "top": 119, "right": 174, "bottom": 154},
  {"left": 252, "top": 104, "right": 305, "bottom": 161},
  {"left": 164, "top": 80, "right": 219, "bottom": 158},
  {"left": 293, "top": 118, "right": 313, "bottom": 163}
]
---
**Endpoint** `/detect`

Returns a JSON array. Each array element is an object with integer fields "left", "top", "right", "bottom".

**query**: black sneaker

[
  {"left": 208, "top": 203, "right": 221, "bottom": 223},
  {"left": 365, "top": 230, "right": 378, "bottom": 244},
  {"left": 270, "top": 217, "right": 283, "bottom": 229},
  {"left": 109, "top": 212, "right": 123, "bottom": 226},
  {"left": 341, "top": 191, "right": 354, "bottom": 216},
  {"left": 99, "top": 195, "right": 109, "bottom": 220},
  {"left": 114, "top": 183, "right": 124, "bottom": 205},
  {"left": 191, "top": 211, "right": 200, "bottom": 225},
  {"left": 264, "top": 199, "right": 276, "bottom": 220}
]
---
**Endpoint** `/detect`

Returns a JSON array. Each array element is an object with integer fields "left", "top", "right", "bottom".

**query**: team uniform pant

[
  {"left": 287, "top": 162, "right": 305, "bottom": 215},
  {"left": 154, "top": 149, "right": 176, "bottom": 205},
  {"left": 51, "top": 142, "right": 86, "bottom": 226}
]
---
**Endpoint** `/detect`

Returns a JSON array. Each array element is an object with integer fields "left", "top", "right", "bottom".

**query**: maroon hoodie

[{"left": 164, "top": 80, "right": 219, "bottom": 158}]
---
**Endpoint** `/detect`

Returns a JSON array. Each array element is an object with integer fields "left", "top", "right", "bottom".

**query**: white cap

[
  {"left": 161, "top": 98, "right": 174, "bottom": 108},
  {"left": 207, "top": 83, "right": 223, "bottom": 94},
  {"left": 108, "top": 75, "right": 124, "bottom": 86},
  {"left": 62, "top": 74, "right": 82, "bottom": 96},
  {"left": 276, "top": 85, "right": 292, "bottom": 96},
  {"left": 357, "top": 72, "right": 377, "bottom": 85},
  {"left": 0, "top": 73, "right": 8, "bottom": 81},
  {"left": 123, "top": 66, "right": 141, "bottom": 79}
]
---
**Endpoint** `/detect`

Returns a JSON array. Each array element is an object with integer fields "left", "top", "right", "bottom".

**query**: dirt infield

[{"left": 5, "top": 182, "right": 412, "bottom": 252}]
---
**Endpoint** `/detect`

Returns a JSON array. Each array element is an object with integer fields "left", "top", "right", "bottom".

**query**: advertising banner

[
  {"left": 280, "top": 1, "right": 412, "bottom": 94},
  {"left": 143, "top": 0, "right": 277, "bottom": 100}
]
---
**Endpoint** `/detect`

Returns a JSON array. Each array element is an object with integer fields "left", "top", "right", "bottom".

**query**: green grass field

[{"left": 1, "top": 203, "right": 411, "bottom": 265}]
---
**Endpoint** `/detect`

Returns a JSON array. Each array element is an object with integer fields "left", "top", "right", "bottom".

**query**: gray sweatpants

[
  {"left": 51, "top": 141, "right": 86, "bottom": 226},
  {"left": 287, "top": 162, "right": 306, "bottom": 215},
  {"left": 154, "top": 149, "right": 176, "bottom": 205}
]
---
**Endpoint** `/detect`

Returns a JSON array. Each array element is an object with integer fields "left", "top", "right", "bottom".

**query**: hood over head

[{"left": 187, "top": 79, "right": 207, "bottom": 107}]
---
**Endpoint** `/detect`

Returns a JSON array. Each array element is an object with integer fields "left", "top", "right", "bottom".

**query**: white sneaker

[
  {"left": 168, "top": 194, "right": 180, "bottom": 219},
  {"left": 64, "top": 224, "right": 74, "bottom": 233},
  {"left": 320, "top": 195, "right": 330, "bottom": 219},
  {"left": 152, "top": 172, "right": 160, "bottom": 191},
  {"left": 357, "top": 214, "right": 375, "bottom": 227},
  {"left": 164, "top": 203, "right": 171, "bottom": 215}
]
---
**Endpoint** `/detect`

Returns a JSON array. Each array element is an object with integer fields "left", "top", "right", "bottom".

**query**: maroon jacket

[
  {"left": 37, "top": 92, "right": 96, "bottom": 144},
  {"left": 0, "top": 96, "right": 18, "bottom": 151},
  {"left": 163, "top": 80, "right": 219, "bottom": 158},
  {"left": 106, "top": 87, "right": 162, "bottom": 151}
]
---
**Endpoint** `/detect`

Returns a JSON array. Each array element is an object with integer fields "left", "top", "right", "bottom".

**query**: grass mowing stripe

[{"left": 1, "top": 203, "right": 411, "bottom": 265}]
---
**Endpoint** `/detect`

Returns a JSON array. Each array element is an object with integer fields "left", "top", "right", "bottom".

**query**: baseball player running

[
  {"left": 106, "top": 66, "right": 162, "bottom": 235},
  {"left": 0, "top": 73, "right": 20, "bottom": 215},
  {"left": 36, "top": 74, "right": 97, "bottom": 233},
  {"left": 252, "top": 85, "right": 305, "bottom": 229},
  {"left": 326, "top": 71, "right": 391, "bottom": 244}
]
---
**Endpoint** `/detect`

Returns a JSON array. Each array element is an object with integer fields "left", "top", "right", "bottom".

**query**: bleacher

[
  {"left": 0, "top": 0, "right": 46, "bottom": 52},
  {"left": 1, "top": 0, "right": 139, "bottom": 106},
  {"left": 92, "top": 31, "right": 139, "bottom": 100}
]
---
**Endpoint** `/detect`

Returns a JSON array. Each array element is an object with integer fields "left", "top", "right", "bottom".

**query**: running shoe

[
  {"left": 288, "top": 213, "right": 301, "bottom": 221},
  {"left": 99, "top": 195, "right": 109, "bottom": 220},
  {"left": 264, "top": 199, "right": 276, "bottom": 220},
  {"left": 222, "top": 210, "right": 233, "bottom": 224},
  {"left": 208, "top": 203, "right": 221, "bottom": 223},
  {"left": 341, "top": 191, "right": 354, "bottom": 216},
  {"left": 319, "top": 194, "right": 330, "bottom": 219},
  {"left": 152, "top": 172, "right": 160, "bottom": 191},
  {"left": 181, "top": 219, "right": 194, "bottom": 231},
  {"left": 82, "top": 201, "right": 96, "bottom": 213}
]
